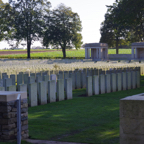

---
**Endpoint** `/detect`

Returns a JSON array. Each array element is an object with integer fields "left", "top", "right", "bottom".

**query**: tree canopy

[
  {"left": 43, "top": 4, "right": 83, "bottom": 58},
  {"left": 100, "top": 0, "right": 144, "bottom": 53},
  {"left": 0, "top": 0, "right": 14, "bottom": 41},
  {"left": 4, "top": 0, "right": 51, "bottom": 58}
]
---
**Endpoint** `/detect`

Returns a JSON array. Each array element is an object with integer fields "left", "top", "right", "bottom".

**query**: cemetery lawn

[
  {"left": 0, "top": 49, "right": 131, "bottom": 58},
  {"left": 2, "top": 76, "right": 144, "bottom": 144},
  {"left": 26, "top": 76, "right": 144, "bottom": 144}
]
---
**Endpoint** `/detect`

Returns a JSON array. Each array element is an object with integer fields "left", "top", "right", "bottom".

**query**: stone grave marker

[
  {"left": 93, "top": 75, "right": 99, "bottom": 95},
  {"left": 57, "top": 79, "right": 64, "bottom": 101},
  {"left": 66, "top": 78, "right": 72, "bottom": 99},
  {"left": 75, "top": 71, "right": 81, "bottom": 89},
  {"left": 86, "top": 76, "right": 92, "bottom": 96},
  {"left": 29, "top": 83, "right": 37, "bottom": 107},
  {"left": 105, "top": 74, "right": 111, "bottom": 93},
  {"left": 7, "top": 85, "right": 16, "bottom": 91},
  {"left": 112, "top": 73, "right": 116, "bottom": 92},
  {"left": 117, "top": 73, "right": 122, "bottom": 91},
  {"left": 50, "top": 74, "right": 57, "bottom": 92},
  {"left": 100, "top": 74, "right": 105, "bottom": 94},
  {"left": 38, "top": 81, "right": 47, "bottom": 105},
  {"left": 10, "top": 74, "right": 15, "bottom": 85},
  {"left": 5, "top": 78, "right": 12, "bottom": 91},
  {"left": 122, "top": 72, "right": 127, "bottom": 90},
  {"left": 127, "top": 72, "right": 131, "bottom": 90},
  {"left": 48, "top": 80, "right": 56, "bottom": 103},
  {"left": 18, "top": 84, "right": 27, "bottom": 91}
]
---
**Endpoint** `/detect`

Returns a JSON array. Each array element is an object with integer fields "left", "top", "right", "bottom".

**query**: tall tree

[
  {"left": 43, "top": 4, "right": 83, "bottom": 58},
  {"left": 100, "top": 2, "right": 129, "bottom": 54},
  {"left": 6, "top": 0, "right": 51, "bottom": 58},
  {"left": 0, "top": 0, "right": 15, "bottom": 41},
  {"left": 111, "top": 0, "right": 144, "bottom": 42}
]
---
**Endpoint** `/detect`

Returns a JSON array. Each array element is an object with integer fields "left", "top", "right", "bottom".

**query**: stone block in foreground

[
  {"left": 0, "top": 91, "right": 28, "bottom": 142},
  {"left": 120, "top": 93, "right": 144, "bottom": 144}
]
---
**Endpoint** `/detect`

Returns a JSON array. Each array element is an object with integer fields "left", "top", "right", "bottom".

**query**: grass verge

[{"left": 0, "top": 49, "right": 132, "bottom": 59}]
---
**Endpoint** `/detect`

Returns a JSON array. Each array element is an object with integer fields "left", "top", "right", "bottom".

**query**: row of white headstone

[
  {"left": 86, "top": 71, "right": 140, "bottom": 96},
  {"left": 0, "top": 77, "right": 73, "bottom": 107},
  {"left": 0, "top": 59, "right": 143, "bottom": 76},
  {"left": 0, "top": 67, "right": 140, "bottom": 107}
]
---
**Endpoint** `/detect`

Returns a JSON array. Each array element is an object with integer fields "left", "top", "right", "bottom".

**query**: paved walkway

[{"left": 25, "top": 139, "right": 88, "bottom": 144}]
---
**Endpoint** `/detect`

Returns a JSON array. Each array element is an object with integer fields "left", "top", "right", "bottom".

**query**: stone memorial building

[
  {"left": 131, "top": 42, "right": 144, "bottom": 59},
  {"left": 85, "top": 43, "right": 108, "bottom": 60}
]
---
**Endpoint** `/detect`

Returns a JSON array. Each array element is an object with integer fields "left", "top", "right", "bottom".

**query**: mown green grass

[
  {"left": 27, "top": 79, "right": 144, "bottom": 144},
  {"left": 0, "top": 49, "right": 57, "bottom": 51},
  {"left": 0, "top": 49, "right": 132, "bottom": 59},
  {"left": 2, "top": 76, "right": 144, "bottom": 144},
  {"left": 108, "top": 49, "right": 131, "bottom": 54}
]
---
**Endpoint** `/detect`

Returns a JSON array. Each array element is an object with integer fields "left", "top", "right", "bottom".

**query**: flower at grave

[{"left": 53, "top": 64, "right": 60, "bottom": 70}]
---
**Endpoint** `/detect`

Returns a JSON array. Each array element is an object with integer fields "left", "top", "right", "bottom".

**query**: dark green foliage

[
  {"left": 3, "top": 0, "right": 51, "bottom": 58},
  {"left": 43, "top": 4, "right": 83, "bottom": 58},
  {"left": 100, "top": 0, "right": 144, "bottom": 53}
]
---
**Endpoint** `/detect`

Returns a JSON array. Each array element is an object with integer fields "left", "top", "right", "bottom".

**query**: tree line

[
  {"left": 0, "top": 0, "right": 82, "bottom": 58},
  {"left": 99, "top": 0, "right": 144, "bottom": 54}
]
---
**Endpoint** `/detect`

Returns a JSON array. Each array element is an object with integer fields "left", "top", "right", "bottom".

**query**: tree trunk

[
  {"left": 27, "top": 41, "right": 31, "bottom": 59},
  {"left": 116, "top": 37, "right": 119, "bottom": 54},
  {"left": 62, "top": 47, "right": 66, "bottom": 58}
]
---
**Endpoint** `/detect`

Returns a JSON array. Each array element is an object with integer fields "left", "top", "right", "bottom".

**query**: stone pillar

[
  {"left": 0, "top": 91, "right": 28, "bottom": 142},
  {"left": 105, "top": 48, "right": 108, "bottom": 59},
  {"left": 87, "top": 48, "right": 90, "bottom": 59},
  {"left": 91, "top": 49, "right": 94, "bottom": 60},
  {"left": 96, "top": 48, "right": 99, "bottom": 59},
  {"left": 94, "top": 49, "right": 97, "bottom": 60},
  {"left": 99, "top": 48, "right": 102, "bottom": 59},
  {"left": 120, "top": 94, "right": 144, "bottom": 144},
  {"left": 132, "top": 47, "right": 134, "bottom": 59},
  {"left": 135, "top": 47, "right": 138, "bottom": 59},
  {"left": 85, "top": 48, "right": 88, "bottom": 59},
  {"left": 136, "top": 71, "right": 140, "bottom": 88}
]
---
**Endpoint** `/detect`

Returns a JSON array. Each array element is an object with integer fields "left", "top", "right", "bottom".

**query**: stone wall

[
  {"left": 0, "top": 92, "right": 28, "bottom": 142},
  {"left": 108, "top": 54, "right": 131, "bottom": 60},
  {"left": 120, "top": 93, "right": 144, "bottom": 144}
]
